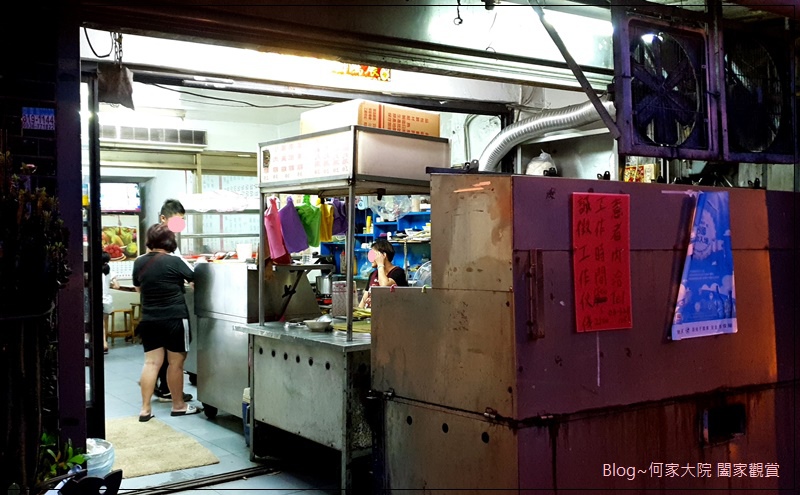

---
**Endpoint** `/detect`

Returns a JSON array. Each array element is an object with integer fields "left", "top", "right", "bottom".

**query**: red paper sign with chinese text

[{"left": 572, "top": 193, "right": 632, "bottom": 332}]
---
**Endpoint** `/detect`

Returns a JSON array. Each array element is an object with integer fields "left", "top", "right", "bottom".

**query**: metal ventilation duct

[{"left": 477, "top": 98, "right": 616, "bottom": 172}]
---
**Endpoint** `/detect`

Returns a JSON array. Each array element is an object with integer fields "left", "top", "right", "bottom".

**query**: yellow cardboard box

[{"left": 300, "top": 99, "right": 440, "bottom": 137}]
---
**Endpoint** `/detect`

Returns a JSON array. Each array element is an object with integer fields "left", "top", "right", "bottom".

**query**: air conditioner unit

[{"left": 99, "top": 124, "right": 208, "bottom": 151}]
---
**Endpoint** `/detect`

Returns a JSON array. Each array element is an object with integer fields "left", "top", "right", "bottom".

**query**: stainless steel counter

[
  {"left": 233, "top": 322, "right": 372, "bottom": 493},
  {"left": 232, "top": 322, "right": 371, "bottom": 351}
]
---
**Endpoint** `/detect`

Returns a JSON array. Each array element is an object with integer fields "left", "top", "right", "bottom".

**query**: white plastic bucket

[{"left": 85, "top": 438, "right": 115, "bottom": 477}]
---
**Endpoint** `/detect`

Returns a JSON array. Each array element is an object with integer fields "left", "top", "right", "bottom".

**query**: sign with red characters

[
  {"left": 333, "top": 64, "right": 391, "bottom": 82},
  {"left": 572, "top": 192, "right": 632, "bottom": 332}
]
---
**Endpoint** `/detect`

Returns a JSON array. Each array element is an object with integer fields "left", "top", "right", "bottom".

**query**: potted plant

[
  {"left": 0, "top": 152, "right": 70, "bottom": 313},
  {"left": 34, "top": 432, "right": 86, "bottom": 492},
  {"left": 0, "top": 137, "right": 71, "bottom": 494}
]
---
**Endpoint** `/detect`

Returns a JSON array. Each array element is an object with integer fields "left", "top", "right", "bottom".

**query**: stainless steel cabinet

[
  {"left": 237, "top": 323, "right": 372, "bottom": 493},
  {"left": 196, "top": 316, "right": 249, "bottom": 418},
  {"left": 193, "top": 262, "right": 259, "bottom": 418}
]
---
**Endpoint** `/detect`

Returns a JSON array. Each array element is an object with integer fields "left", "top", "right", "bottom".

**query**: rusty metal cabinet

[{"left": 371, "top": 174, "right": 797, "bottom": 493}]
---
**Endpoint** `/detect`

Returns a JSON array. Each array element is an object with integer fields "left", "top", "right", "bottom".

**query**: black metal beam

[{"left": 82, "top": 61, "right": 514, "bottom": 117}]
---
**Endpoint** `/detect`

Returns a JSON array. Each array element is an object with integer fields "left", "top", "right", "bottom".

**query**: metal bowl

[{"left": 304, "top": 320, "right": 332, "bottom": 332}]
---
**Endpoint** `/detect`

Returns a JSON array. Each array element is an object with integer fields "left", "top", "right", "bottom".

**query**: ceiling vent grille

[{"left": 100, "top": 125, "right": 208, "bottom": 150}]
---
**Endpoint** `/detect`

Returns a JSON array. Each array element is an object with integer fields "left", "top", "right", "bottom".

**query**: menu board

[
  {"left": 572, "top": 193, "right": 632, "bottom": 332},
  {"left": 261, "top": 132, "right": 353, "bottom": 183}
]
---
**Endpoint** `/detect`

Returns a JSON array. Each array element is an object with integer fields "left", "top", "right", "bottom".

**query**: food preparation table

[{"left": 233, "top": 322, "right": 372, "bottom": 493}]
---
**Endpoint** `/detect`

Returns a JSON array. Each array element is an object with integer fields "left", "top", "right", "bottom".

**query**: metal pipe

[
  {"left": 477, "top": 98, "right": 615, "bottom": 172},
  {"left": 464, "top": 114, "right": 478, "bottom": 160},
  {"left": 258, "top": 168, "right": 265, "bottom": 327},
  {"left": 345, "top": 128, "right": 357, "bottom": 342},
  {"left": 346, "top": 183, "right": 356, "bottom": 342},
  {"left": 528, "top": 2, "right": 620, "bottom": 141}
]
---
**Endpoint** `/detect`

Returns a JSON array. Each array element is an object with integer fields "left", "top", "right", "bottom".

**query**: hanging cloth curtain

[
  {"left": 279, "top": 196, "right": 309, "bottom": 253},
  {"left": 296, "top": 194, "right": 321, "bottom": 247},
  {"left": 331, "top": 198, "right": 348, "bottom": 235},
  {"left": 264, "top": 196, "right": 292, "bottom": 264},
  {"left": 319, "top": 202, "right": 334, "bottom": 242}
]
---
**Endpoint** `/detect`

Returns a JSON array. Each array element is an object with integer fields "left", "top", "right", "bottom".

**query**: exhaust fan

[
  {"left": 723, "top": 31, "right": 796, "bottom": 163},
  {"left": 614, "top": 10, "right": 796, "bottom": 164},
  {"left": 614, "top": 17, "right": 717, "bottom": 160}
]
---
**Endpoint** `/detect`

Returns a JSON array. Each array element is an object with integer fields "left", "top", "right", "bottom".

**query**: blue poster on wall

[{"left": 671, "top": 191, "right": 737, "bottom": 340}]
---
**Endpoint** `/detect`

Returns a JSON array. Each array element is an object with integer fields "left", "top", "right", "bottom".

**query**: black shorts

[{"left": 138, "top": 318, "right": 190, "bottom": 353}]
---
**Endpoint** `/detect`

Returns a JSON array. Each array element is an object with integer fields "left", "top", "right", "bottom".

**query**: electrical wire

[
  {"left": 83, "top": 28, "right": 113, "bottom": 58},
  {"left": 485, "top": 10, "right": 498, "bottom": 51},
  {"left": 151, "top": 83, "right": 328, "bottom": 109}
]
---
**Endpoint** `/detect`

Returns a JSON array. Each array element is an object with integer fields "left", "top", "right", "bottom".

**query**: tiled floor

[{"left": 101, "top": 341, "right": 340, "bottom": 494}]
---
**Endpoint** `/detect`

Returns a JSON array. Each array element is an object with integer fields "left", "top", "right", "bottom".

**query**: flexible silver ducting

[{"left": 477, "top": 98, "right": 616, "bottom": 172}]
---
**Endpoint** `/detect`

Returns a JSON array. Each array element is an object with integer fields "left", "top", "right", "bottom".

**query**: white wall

[
  {"left": 142, "top": 170, "right": 192, "bottom": 226},
  {"left": 518, "top": 88, "right": 591, "bottom": 120},
  {"left": 739, "top": 163, "right": 795, "bottom": 191},
  {"left": 767, "top": 164, "right": 794, "bottom": 191},
  {"left": 442, "top": 113, "right": 502, "bottom": 165},
  {"left": 276, "top": 121, "right": 301, "bottom": 139},
  {"left": 195, "top": 119, "right": 281, "bottom": 152},
  {"left": 99, "top": 167, "right": 191, "bottom": 227}
]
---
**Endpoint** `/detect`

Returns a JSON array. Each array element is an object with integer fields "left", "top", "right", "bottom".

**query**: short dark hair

[
  {"left": 371, "top": 239, "right": 395, "bottom": 262},
  {"left": 145, "top": 223, "right": 177, "bottom": 252},
  {"left": 160, "top": 199, "right": 185, "bottom": 219}
]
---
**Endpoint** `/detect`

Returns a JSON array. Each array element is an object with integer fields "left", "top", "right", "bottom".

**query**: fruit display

[{"left": 101, "top": 226, "right": 138, "bottom": 261}]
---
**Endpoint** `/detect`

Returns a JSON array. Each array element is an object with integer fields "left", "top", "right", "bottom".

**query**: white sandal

[{"left": 170, "top": 404, "right": 203, "bottom": 416}]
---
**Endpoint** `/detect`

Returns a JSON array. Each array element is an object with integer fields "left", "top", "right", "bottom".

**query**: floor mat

[{"left": 104, "top": 416, "right": 219, "bottom": 478}]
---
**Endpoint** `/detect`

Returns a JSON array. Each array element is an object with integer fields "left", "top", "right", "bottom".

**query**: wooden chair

[{"left": 106, "top": 309, "right": 134, "bottom": 345}]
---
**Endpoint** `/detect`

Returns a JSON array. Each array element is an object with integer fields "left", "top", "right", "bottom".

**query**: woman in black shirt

[
  {"left": 133, "top": 223, "right": 200, "bottom": 421},
  {"left": 358, "top": 239, "right": 408, "bottom": 309}
]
